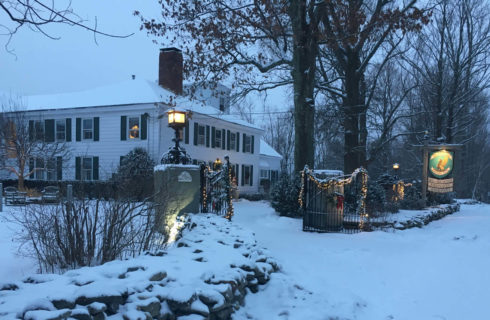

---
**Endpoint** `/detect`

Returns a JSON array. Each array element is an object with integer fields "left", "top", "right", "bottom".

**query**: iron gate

[
  {"left": 300, "top": 166, "right": 369, "bottom": 233},
  {"left": 200, "top": 157, "right": 234, "bottom": 220}
]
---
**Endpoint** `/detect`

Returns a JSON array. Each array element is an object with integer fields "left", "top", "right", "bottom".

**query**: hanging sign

[
  {"left": 428, "top": 150, "right": 454, "bottom": 193},
  {"left": 429, "top": 150, "right": 453, "bottom": 179}
]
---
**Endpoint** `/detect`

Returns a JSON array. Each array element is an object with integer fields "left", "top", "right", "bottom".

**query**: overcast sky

[{"left": 0, "top": 0, "right": 290, "bottom": 114}]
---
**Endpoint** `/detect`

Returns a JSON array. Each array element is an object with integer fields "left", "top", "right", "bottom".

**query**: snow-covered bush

[
  {"left": 271, "top": 172, "right": 300, "bottom": 217},
  {"left": 7, "top": 199, "right": 163, "bottom": 273},
  {"left": 400, "top": 183, "right": 425, "bottom": 210}
]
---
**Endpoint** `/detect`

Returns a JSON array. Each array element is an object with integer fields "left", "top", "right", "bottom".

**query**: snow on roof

[
  {"left": 25, "top": 79, "right": 172, "bottom": 111},
  {"left": 260, "top": 139, "right": 282, "bottom": 158},
  {"left": 17, "top": 79, "right": 261, "bottom": 131}
]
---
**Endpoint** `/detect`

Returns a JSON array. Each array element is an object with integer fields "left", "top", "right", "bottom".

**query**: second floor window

[
  {"left": 82, "top": 119, "right": 93, "bottom": 140},
  {"left": 34, "top": 120, "right": 44, "bottom": 141},
  {"left": 230, "top": 132, "right": 236, "bottom": 150},
  {"left": 244, "top": 135, "right": 252, "bottom": 153},
  {"left": 128, "top": 117, "right": 140, "bottom": 139},
  {"left": 215, "top": 129, "right": 222, "bottom": 148},
  {"left": 56, "top": 119, "right": 66, "bottom": 141},
  {"left": 198, "top": 125, "right": 205, "bottom": 145}
]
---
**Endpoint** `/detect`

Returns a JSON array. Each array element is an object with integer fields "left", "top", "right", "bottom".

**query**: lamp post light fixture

[
  {"left": 161, "top": 109, "right": 191, "bottom": 164},
  {"left": 393, "top": 163, "right": 400, "bottom": 180}
]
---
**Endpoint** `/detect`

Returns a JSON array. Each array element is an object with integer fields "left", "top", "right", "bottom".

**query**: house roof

[
  {"left": 16, "top": 79, "right": 261, "bottom": 131},
  {"left": 260, "top": 139, "right": 282, "bottom": 159}
]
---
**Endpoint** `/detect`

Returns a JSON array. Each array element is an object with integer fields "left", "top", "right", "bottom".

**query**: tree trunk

[
  {"left": 343, "top": 52, "right": 366, "bottom": 174},
  {"left": 289, "top": 0, "right": 317, "bottom": 174}
]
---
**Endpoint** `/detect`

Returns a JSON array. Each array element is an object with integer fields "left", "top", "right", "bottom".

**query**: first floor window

[
  {"left": 128, "top": 117, "right": 140, "bottom": 139},
  {"left": 82, "top": 118, "right": 93, "bottom": 140},
  {"left": 260, "top": 169, "right": 269, "bottom": 180},
  {"left": 243, "top": 165, "right": 252, "bottom": 186},
  {"left": 34, "top": 158, "right": 45, "bottom": 180},
  {"left": 56, "top": 119, "right": 66, "bottom": 141},
  {"left": 46, "top": 159, "right": 56, "bottom": 181},
  {"left": 82, "top": 157, "right": 93, "bottom": 180}
]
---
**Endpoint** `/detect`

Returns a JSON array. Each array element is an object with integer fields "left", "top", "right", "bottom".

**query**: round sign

[{"left": 429, "top": 150, "right": 453, "bottom": 178}]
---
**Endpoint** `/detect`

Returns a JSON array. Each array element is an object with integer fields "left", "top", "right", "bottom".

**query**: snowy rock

[
  {"left": 70, "top": 307, "right": 91, "bottom": 320},
  {"left": 149, "top": 272, "right": 167, "bottom": 282},
  {"left": 24, "top": 309, "right": 71, "bottom": 320}
]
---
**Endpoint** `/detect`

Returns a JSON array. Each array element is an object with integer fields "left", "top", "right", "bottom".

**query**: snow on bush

[{"left": 0, "top": 213, "right": 279, "bottom": 320}]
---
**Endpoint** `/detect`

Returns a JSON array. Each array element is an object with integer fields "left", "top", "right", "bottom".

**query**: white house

[{"left": 0, "top": 48, "right": 282, "bottom": 194}]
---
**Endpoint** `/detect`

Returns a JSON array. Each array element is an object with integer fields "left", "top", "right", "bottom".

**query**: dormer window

[{"left": 219, "top": 97, "right": 225, "bottom": 112}]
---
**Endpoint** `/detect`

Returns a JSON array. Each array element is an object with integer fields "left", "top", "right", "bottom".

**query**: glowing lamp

[
  {"left": 168, "top": 109, "right": 187, "bottom": 128},
  {"left": 393, "top": 163, "right": 400, "bottom": 170}
]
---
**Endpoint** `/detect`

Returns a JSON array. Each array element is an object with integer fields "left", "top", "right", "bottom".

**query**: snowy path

[{"left": 233, "top": 200, "right": 490, "bottom": 320}]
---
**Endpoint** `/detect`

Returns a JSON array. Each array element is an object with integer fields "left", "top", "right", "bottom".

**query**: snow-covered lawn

[
  {"left": 233, "top": 200, "right": 490, "bottom": 320},
  {"left": 1, "top": 200, "right": 489, "bottom": 319}
]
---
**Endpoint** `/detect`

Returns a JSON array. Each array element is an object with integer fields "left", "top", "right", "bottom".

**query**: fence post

[
  {"left": 224, "top": 156, "right": 233, "bottom": 221},
  {"left": 0, "top": 183, "right": 3, "bottom": 212}
]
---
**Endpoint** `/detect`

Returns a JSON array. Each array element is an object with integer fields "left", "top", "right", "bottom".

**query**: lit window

[
  {"left": 82, "top": 119, "right": 93, "bottom": 140},
  {"left": 215, "top": 129, "right": 222, "bottom": 148},
  {"left": 56, "top": 119, "right": 66, "bottom": 141},
  {"left": 198, "top": 125, "right": 206, "bottom": 145},
  {"left": 128, "top": 117, "right": 140, "bottom": 139},
  {"left": 82, "top": 157, "right": 93, "bottom": 180}
]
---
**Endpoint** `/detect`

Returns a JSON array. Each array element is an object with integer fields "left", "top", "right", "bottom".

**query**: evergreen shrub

[{"left": 271, "top": 172, "right": 300, "bottom": 217}]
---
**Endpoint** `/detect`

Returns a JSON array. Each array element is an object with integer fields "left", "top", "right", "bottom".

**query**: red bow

[{"left": 336, "top": 195, "right": 344, "bottom": 210}]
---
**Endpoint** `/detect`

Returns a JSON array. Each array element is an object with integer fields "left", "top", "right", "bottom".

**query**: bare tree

[
  {"left": 0, "top": 0, "right": 132, "bottom": 50},
  {"left": 0, "top": 100, "right": 70, "bottom": 190}
]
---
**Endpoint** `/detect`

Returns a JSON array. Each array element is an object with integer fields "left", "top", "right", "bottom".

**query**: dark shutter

[
  {"left": 29, "top": 120, "right": 34, "bottom": 141},
  {"left": 193, "top": 122, "right": 198, "bottom": 145},
  {"left": 141, "top": 114, "right": 148, "bottom": 140},
  {"left": 184, "top": 120, "right": 189, "bottom": 144},
  {"left": 66, "top": 118, "right": 72, "bottom": 142},
  {"left": 251, "top": 135, "right": 255, "bottom": 154},
  {"left": 75, "top": 157, "right": 81, "bottom": 180},
  {"left": 206, "top": 125, "right": 210, "bottom": 148},
  {"left": 242, "top": 133, "right": 246, "bottom": 152},
  {"left": 211, "top": 127, "right": 216, "bottom": 148},
  {"left": 93, "top": 157, "right": 99, "bottom": 180},
  {"left": 227, "top": 130, "right": 230, "bottom": 151},
  {"left": 241, "top": 165, "right": 245, "bottom": 186},
  {"left": 45, "top": 119, "right": 55, "bottom": 142},
  {"left": 29, "top": 158, "right": 34, "bottom": 179},
  {"left": 250, "top": 165, "right": 254, "bottom": 186},
  {"left": 94, "top": 117, "right": 100, "bottom": 141},
  {"left": 120, "top": 116, "right": 127, "bottom": 141},
  {"left": 56, "top": 157, "right": 62, "bottom": 181},
  {"left": 236, "top": 132, "right": 240, "bottom": 152},
  {"left": 222, "top": 129, "right": 226, "bottom": 150},
  {"left": 235, "top": 164, "right": 239, "bottom": 182},
  {"left": 76, "top": 118, "right": 81, "bottom": 141}
]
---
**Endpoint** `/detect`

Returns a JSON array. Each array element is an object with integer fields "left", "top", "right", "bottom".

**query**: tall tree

[{"left": 316, "top": 0, "right": 429, "bottom": 173}]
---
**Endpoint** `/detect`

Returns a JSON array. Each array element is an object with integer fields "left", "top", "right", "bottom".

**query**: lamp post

[
  {"left": 163, "top": 109, "right": 189, "bottom": 164},
  {"left": 393, "top": 163, "right": 400, "bottom": 181}
]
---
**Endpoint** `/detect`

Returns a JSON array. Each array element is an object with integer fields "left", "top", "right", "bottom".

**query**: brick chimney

[{"left": 159, "top": 47, "right": 183, "bottom": 95}]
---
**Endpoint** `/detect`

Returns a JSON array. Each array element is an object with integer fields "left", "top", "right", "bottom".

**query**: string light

[{"left": 299, "top": 166, "right": 369, "bottom": 230}]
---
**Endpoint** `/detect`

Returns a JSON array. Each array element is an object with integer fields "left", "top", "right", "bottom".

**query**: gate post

[
  {"left": 200, "top": 163, "right": 207, "bottom": 213},
  {"left": 224, "top": 156, "right": 233, "bottom": 220}
]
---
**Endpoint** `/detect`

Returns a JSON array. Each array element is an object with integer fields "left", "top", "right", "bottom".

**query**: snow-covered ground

[
  {"left": 233, "top": 200, "right": 490, "bottom": 320},
  {"left": 1, "top": 200, "right": 489, "bottom": 319}
]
